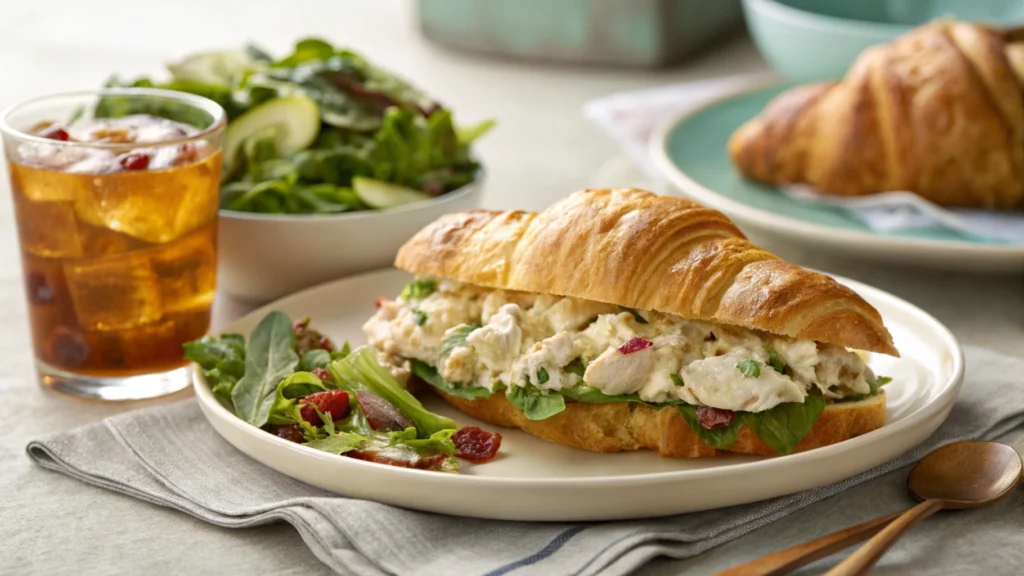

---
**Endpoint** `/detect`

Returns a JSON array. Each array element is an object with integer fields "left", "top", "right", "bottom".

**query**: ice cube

[
  {"left": 64, "top": 252, "right": 161, "bottom": 331},
  {"left": 12, "top": 196, "right": 83, "bottom": 258},
  {"left": 78, "top": 222, "right": 146, "bottom": 257},
  {"left": 150, "top": 226, "right": 216, "bottom": 314},
  {"left": 90, "top": 153, "right": 220, "bottom": 244}
]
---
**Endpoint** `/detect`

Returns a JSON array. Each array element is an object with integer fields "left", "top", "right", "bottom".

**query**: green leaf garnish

[
  {"left": 399, "top": 278, "right": 438, "bottom": 300},
  {"left": 740, "top": 394, "right": 826, "bottom": 455},
  {"left": 438, "top": 323, "right": 479, "bottom": 360},
  {"left": 670, "top": 374, "right": 684, "bottom": 387},
  {"left": 765, "top": 346, "right": 786, "bottom": 373},
  {"left": 737, "top": 359, "right": 761, "bottom": 378},
  {"left": 565, "top": 358, "right": 586, "bottom": 377},
  {"left": 411, "top": 309, "right": 428, "bottom": 326}
]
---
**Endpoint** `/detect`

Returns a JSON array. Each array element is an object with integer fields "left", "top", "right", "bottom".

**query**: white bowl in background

[{"left": 217, "top": 176, "right": 485, "bottom": 303}]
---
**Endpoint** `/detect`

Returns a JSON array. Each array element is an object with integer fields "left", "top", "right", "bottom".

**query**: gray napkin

[{"left": 27, "top": 346, "right": 1024, "bottom": 576}]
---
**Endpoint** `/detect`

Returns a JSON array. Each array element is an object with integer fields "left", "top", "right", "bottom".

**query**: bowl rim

[
  {"left": 218, "top": 170, "right": 485, "bottom": 222},
  {"left": 744, "top": 0, "right": 913, "bottom": 33}
]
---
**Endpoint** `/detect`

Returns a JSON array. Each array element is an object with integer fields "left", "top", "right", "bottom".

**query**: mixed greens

[
  {"left": 103, "top": 38, "right": 493, "bottom": 214},
  {"left": 185, "top": 311, "right": 501, "bottom": 472}
]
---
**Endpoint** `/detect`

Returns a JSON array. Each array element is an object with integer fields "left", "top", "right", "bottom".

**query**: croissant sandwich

[
  {"left": 729, "top": 21, "right": 1024, "bottom": 209},
  {"left": 363, "top": 189, "right": 898, "bottom": 458}
]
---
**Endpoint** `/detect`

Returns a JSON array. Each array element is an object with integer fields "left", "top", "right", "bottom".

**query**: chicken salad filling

[{"left": 363, "top": 278, "right": 889, "bottom": 415}]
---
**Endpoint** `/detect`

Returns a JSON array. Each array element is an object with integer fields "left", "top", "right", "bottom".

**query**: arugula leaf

[
  {"left": 411, "top": 310, "right": 428, "bottom": 326},
  {"left": 740, "top": 394, "right": 826, "bottom": 455},
  {"left": 677, "top": 405, "right": 744, "bottom": 450},
  {"left": 332, "top": 347, "right": 457, "bottom": 436},
  {"left": 439, "top": 324, "right": 479, "bottom": 360},
  {"left": 231, "top": 311, "right": 300, "bottom": 427},
  {"left": 507, "top": 386, "right": 566, "bottom": 420},
  {"left": 619, "top": 306, "right": 649, "bottom": 324},
  {"left": 298, "top": 349, "right": 332, "bottom": 372},
  {"left": 737, "top": 359, "right": 761, "bottom": 378},
  {"left": 410, "top": 359, "right": 491, "bottom": 399},
  {"left": 766, "top": 346, "right": 786, "bottom": 373},
  {"left": 184, "top": 333, "right": 247, "bottom": 402},
  {"left": 304, "top": 431, "right": 366, "bottom": 454},
  {"left": 389, "top": 427, "right": 457, "bottom": 456},
  {"left": 399, "top": 278, "right": 438, "bottom": 300},
  {"left": 670, "top": 374, "right": 685, "bottom": 387}
]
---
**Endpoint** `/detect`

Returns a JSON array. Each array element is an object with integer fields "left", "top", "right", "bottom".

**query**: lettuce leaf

[
  {"left": 677, "top": 405, "right": 744, "bottom": 450},
  {"left": 389, "top": 427, "right": 457, "bottom": 456},
  {"left": 410, "top": 360, "right": 491, "bottom": 400},
  {"left": 231, "top": 311, "right": 300, "bottom": 427},
  {"left": 297, "top": 348, "right": 332, "bottom": 372},
  {"left": 739, "top": 394, "right": 827, "bottom": 455},
  {"left": 561, "top": 386, "right": 649, "bottom": 404},
  {"left": 507, "top": 386, "right": 566, "bottom": 420},
  {"left": 304, "top": 431, "right": 366, "bottom": 454},
  {"left": 267, "top": 371, "right": 329, "bottom": 426},
  {"left": 331, "top": 347, "right": 456, "bottom": 436}
]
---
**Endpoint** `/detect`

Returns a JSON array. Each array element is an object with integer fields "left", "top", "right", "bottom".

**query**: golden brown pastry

[
  {"left": 729, "top": 21, "right": 1024, "bottom": 209},
  {"left": 365, "top": 188, "right": 898, "bottom": 459}
]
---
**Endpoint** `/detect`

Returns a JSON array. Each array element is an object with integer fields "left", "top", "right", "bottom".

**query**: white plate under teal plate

[
  {"left": 650, "top": 83, "right": 1024, "bottom": 273},
  {"left": 193, "top": 269, "right": 962, "bottom": 521}
]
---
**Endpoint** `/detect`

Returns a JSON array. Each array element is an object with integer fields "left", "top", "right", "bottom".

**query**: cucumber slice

[
  {"left": 353, "top": 177, "right": 431, "bottom": 209},
  {"left": 223, "top": 95, "right": 320, "bottom": 173}
]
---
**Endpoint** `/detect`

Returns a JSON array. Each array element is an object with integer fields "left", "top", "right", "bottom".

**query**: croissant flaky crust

[
  {"left": 729, "top": 21, "right": 1024, "bottom": 209},
  {"left": 395, "top": 188, "right": 898, "bottom": 356}
]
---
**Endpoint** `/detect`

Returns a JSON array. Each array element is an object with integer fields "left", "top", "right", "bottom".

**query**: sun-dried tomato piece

[
  {"left": 299, "top": 390, "right": 350, "bottom": 424},
  {"left": 273, "top": 424, "right": 305, "bottom": 443},
  {"left": 356, "top": 391, "right": 414, "bottom": 432},
  {"left": 617, "top": 337, "right": 653, "bottom": 355},
  {"left": 452, "top": 426, "right": 502, "bottom": 463},
  {"left": 348, "top": 450, "right": 448, "bottom": 471},
  {"left": 696, "top": 406, "right": 735, "bottom": 430},
  {"left": 310, "top": 367, "right": 334, "bottom": 384}
]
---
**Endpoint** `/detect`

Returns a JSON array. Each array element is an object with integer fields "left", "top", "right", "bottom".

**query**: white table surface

[{"left": 2, "top": 1, "right": 1022, "bottom": 575}]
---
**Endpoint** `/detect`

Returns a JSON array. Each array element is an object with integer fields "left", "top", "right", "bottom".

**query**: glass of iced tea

[{"left": 1, "top": 89, "right": 226, "bottom": 400}]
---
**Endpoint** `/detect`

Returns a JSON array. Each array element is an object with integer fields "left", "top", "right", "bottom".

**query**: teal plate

[{"left": 650, "top": 83, "right": 1024, "bottom": 272}]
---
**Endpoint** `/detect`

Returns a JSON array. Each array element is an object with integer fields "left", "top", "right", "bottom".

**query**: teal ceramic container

[
  {"left": 743, "top": 0, "right": 1024, "bottom": 82},
  {"left": 419, "top": 0, "right": 742, "bottom": 68}
]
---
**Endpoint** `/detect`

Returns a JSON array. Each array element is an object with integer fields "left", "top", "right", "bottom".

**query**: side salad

[
  {"left": 185, "top": 311, "right": 501, "bottom": 472},
  {"left": 103, "top": 38, "right": 493, "bottom": 214}
]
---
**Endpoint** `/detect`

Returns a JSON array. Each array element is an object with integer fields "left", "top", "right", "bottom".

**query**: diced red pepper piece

[
  {"left": 696, "top": 406, "right": 735, "bottom": 430},
  {"left": 452, "top": 426, "right": 502, "bottom": 463},
  {"left": 40, "top": 127, "right": 70, "bottom": 141},
  {"left": 299, "top": 390, "right": 350, "bottom": 424},
  {"left": 374, "top": 296, "right": 386, "bottom": 309},
  {"left": 618, "top": 337, "right": 653, "bottom": 355}
]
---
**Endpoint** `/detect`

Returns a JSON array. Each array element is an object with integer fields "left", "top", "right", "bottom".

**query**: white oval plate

[
  {"left": 194, "top": 268, "right": 964, "bottom": 521},
  {"left": 648, "top": 83, "right": 1024, "bottom": 274}
]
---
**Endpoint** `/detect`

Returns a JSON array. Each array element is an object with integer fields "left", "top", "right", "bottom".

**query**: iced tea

[{"left": 2, "top": 89, "right": 226, "bottom": 398}]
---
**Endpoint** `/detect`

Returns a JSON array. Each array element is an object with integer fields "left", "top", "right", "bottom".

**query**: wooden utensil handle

[
  {"left": 825, "top": 499, "right": 945, "bottom": 576},
  {"left": 714, "top": 512, "right": 901, "bottom": 576}
]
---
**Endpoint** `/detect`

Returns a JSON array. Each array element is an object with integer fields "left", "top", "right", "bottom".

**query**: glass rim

[{"left": 0, "top": 87, "right": 228, "bottom": 150}]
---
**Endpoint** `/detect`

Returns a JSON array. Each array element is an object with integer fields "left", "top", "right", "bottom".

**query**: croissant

[
  {"left": 371, "top": 188, "right": 898, "bottom": 458},
  {"left": 729, "top": 21, "right": 1024, "bottom": 209}
]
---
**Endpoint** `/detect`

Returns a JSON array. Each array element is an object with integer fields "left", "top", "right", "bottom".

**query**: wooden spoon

[{"left": 717, "top": 441, "right": 1022, "bottom": 576}]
